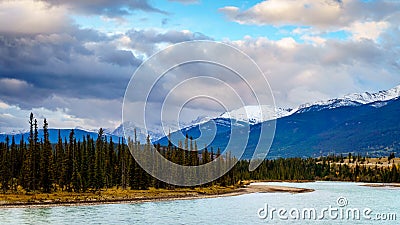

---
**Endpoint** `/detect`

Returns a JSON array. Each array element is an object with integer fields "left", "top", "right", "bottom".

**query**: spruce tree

[
  {"left": 10, "top": 136, "right": 18, "bottom": 192},
  {"left": 94, "top": 128, "right": 105, "bottom": 190},
  {"left": 54, "top": 130, "right": 64, "bottom": 190},
  {"left": 33, "top": 118, "right": 40, "bottom": 190},
  {"left": 22, "top": 113, "right": 35, "bottom": 191},
  {"left": 0, "top": 137, "right": 10, "bottom": 192},
  {"left": 40, "top": 119, "right": 53, "bottom": 193}
]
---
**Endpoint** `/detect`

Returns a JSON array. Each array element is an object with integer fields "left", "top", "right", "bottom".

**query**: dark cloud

[
  {"left": 0, "top": 29, "right": 139, "bottom": 109},
  {"left": 96, "top": 44, "right": 142, "bottom": 67},
  {"left": 126, "top": 29, "right": 212, "bottom": 55},
  {"left": 1, "top": 0, "right": 398, "bottom": 133},
  {"left": 0, "top": 23, "right": 214, "bottom": 110},
  {"left": 40, "top": 0, "right": 168, "bottom": 17}
]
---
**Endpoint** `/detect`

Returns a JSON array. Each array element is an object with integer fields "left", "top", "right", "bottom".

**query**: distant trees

[
  {"left": 0, "top": 113, "right": 399, "bottom": 194},
  {"left": 389, "top": 152, "right": 395, "bottom": 161},
  {"left": 40, "top": 119, "right": 53, "bottom": 193}
]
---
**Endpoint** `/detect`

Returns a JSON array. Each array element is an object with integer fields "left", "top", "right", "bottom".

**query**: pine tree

[
  {"left": 80, "top": 136, "right": 89, "bottom": 192},
  {"left": 87, "top": 135, "right": 96, "bottom": 189},
  {"left": 94, "top": 128, "right": 105, "bottom": 190},
  {"left": 105, "top": 137, "right": 115, "bottom": 188},
  {"left": 40, "top": 118, "right": 53, "bottom": 193},
  {"left": 119, "top": 139, "right": 128, "bottom": 190},
  {"left": 0, "top": 137, "right": 10, "bottom": 192},
  {"left": 33, "top": 118, "right": 40, "bottom": 190},
  {"left": 62, "top": 130, "right": 75, "bottom": 191},
  {"left": 22, "top": 113, "right": 35, "bottom": 191},
  {"left": 54, "top": 130, "right": 64, "bottom": 190},
  {"left": 10, "top": 136, "right": 18, "bottom": 192}
]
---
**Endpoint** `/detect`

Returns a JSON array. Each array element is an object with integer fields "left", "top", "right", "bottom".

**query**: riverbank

[
  {"left": 246, "top": 184, "right": 314, "bottom": 194},
  {"left": 361, "top": 183, "right": 400, "bottom": 188},
  {"left": 0, "top": 183, "right": 314, "bottom": 208}
]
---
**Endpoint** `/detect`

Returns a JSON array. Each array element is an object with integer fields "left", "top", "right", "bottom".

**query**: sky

[{"left": 0, "top": 0, "right": 399, "bottom": 133}]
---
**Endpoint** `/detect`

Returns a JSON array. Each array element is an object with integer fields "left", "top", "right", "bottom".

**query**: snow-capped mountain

[
  {"left": 218, "top": 85, "right": 400, "bottom": 124},
  {"left": 344, "top": 84, "right": 400, "bottom": 104},
  {"left": 0, "top": 128, "right": 120, "bottom": 144},
  {"left": 115, "top": 85, "right": 400, "bottom": 141},
  {"left": 156, "top": 87, "right": 400, "bottom": 159},
  {"left": 112, "top": 116, "right": 212, "bottom": 143},
  {"left": 295, "top": 85, "right": 400, "bottom": 113},
  {"left": 219, "top": 105, "right": 295, "bottom": 125},
  {"left": 0, "top": 128, "right": 29, "bottom": 135}
]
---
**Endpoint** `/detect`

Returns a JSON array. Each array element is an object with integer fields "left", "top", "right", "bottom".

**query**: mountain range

[
  {"left": 0, "top": 128, "right": 120, "bottom": 144},
  {"left": 1, "top": 85, "right": 399, "bottom": 158},
  {"left": 156, "top": 85, "right": 400, "bottom": 158}
]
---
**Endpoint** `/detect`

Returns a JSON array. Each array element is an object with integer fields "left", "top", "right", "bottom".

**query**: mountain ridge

[{"left": 1, "top": 85, "right": 399, "bottom": 154}]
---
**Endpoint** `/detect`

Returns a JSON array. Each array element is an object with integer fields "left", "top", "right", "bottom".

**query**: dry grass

[
  {"left": 0, "top": 185, "right": 238, "bottom": 207},
  {"left": 319, "top": 157, "right": 400, "bottom": 168}
]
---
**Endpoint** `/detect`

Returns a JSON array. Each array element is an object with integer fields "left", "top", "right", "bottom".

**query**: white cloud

[
  {"left": 0, "top": 78, "right": 31, "bottom": 90},
  {"left": 0, "top": 0, "right": 399, "bottom": 134},
  {"left": 0, "top": 98, "right": 122, "bottom": 133},
  {"left": 220, "top": 0, "right": 344, "bottom": 28},
  {"left": 0, "top": 101, "right": 9, "bottom": 109},
  {"left": 346, "top": 21, "right": 389, "bottom": 41},
  {"left": 228, "top": 36, "right": 400, "bottom": 108},
  {"left": 0, "top": 0, "right": 70, "bottom": 34},
  {"left": 220, "top": 0, "right": 399, "bottom": 28},
  {"left": 220, "top": 0, "right": 400, "bottom": 42},
  {"left": 276, "top": 37, "right": 297, "bottom": 48},
  {"left": 301, "top": 35, "right": 327, "bottom": 46}
]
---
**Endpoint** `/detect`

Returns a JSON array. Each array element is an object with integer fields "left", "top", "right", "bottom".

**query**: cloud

[
  {"left": 0, "top": 0, "right": 215, "bottom": 132},
  {"left": 39, "top": 0, "right": 167, "bottom": 17},
  {"left": 220, "top": 0, "right": 342, "bottom": 27},
  {"left": 228, "top": 35, "right": 400, "bottom": 107},
  {"left": 0, "top": 30, "right": 139, "bottom": 107},
  {"left": 219, "top": 0, "right": 400, "bottom": 29},
  {"left": 125, "top": 29, "right": 212, "bottom": 56},
  {"left": 0, "top": 0, "right": 399, "bottom": 134},
  {"left": 346, "top": 21, "right": 389, "bottom": 41},
  {"left": 300, "top": 35, "right": 326, "bottom": 46},
  {"left": 0, "top": 0, "right": 71, "bottom": 34},
  {"left": 0, "top": 0, "right": 211, "bottom": 108},
  {"left": 0, "top": 99, "right": 120, "bottom": 133}
]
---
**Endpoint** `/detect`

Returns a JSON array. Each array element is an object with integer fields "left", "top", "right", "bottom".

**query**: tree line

[
  {"left": 0, "top": 113, "right": 399, "bottom": 193},
  {"left": 0, "top": 113, "right": 235, "bottom": 193}
]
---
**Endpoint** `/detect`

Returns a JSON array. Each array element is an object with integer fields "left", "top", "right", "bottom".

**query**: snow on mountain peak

[
  {"left": 113, "top": 116, "right": 212, "bottom": 142},
  {"left": 220, "top": 84, "right": 400, "bottom": 123},
  {"left": 114, "top": 85, "right": 400, "bottom": 140},
  {"left": 220, "top": 105, "right": 294, "bottom": 124},
  {"left": 344, "top": 85, "right": 400, "bottom": 104},
  {"left": 296, "top": 84, "right": 400, "bottom": 112}
]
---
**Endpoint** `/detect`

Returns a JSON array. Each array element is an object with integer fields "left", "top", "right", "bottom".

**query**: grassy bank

[
  {"left": 0, "top": 182, "right": 317, "bottom": 208},
  {"left": 0, "top": 186, "right": 240, "bottom": 207}
]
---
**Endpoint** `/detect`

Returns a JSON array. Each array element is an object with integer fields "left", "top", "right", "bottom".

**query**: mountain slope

[
  {"left": 156, "top": 97, "right": 400, "bottom": 158},
  {"left": 0, "top": 129, "right": 120, "bottom": 144},
  {"left": 219, "top": 105, "right": 294, "bottom": 124},
  {"left": 294, "top": 85, "right": 400, "bottom": 114},
  {"left": 116, "top": 85, "right": 400, "bottom": 143}
]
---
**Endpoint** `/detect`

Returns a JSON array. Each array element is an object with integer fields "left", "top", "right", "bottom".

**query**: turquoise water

[{"left": 0, "top": 182, "right": 398, "bottom": 224}]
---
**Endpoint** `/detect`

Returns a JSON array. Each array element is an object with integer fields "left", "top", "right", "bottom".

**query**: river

[{"left": 0, "top": 181, "right": 398, "bottom": 224}]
